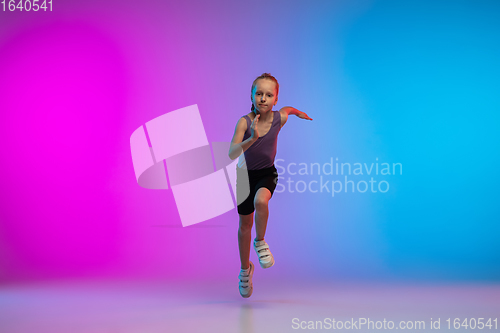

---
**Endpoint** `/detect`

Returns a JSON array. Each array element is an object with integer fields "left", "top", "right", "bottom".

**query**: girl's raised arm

[{"left": 279, "top": 106, "right": 313, "bottom": 129}]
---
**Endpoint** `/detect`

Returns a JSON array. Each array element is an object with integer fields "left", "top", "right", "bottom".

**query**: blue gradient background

[{"left": 0, "top": 0, "right": 498, "bottom": 284}]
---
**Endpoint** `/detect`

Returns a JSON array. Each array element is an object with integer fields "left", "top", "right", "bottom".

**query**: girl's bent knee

[
  {"left": 239, "top": 222, "right": 253, "bottom": 232},
  {"left": 254, "top": 199, "right": 268, "bottom": 211}
]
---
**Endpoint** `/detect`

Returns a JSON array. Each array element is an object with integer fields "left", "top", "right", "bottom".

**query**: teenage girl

[{"left": 228, "top": 73, "right": 313, "bottom": 298}]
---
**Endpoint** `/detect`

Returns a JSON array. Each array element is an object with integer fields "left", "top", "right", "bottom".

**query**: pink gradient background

[
  {"left": 0, "top": 0, "right": 356, "bottom": 283},
  {"left": 1, "top": 0, "right": 499, "bottom": 286}
]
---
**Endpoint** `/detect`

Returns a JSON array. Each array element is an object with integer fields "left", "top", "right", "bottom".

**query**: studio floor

[{"left": 1, "top": 277, "right": 498, "bottom": 332}]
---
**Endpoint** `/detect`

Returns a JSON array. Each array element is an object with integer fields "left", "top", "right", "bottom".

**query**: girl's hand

[
  {"left": 250, "top": 114, "right": 260, "bottom": 139},
  {"left": 298, "top": 111, "right": 313, "bottom": 121}
]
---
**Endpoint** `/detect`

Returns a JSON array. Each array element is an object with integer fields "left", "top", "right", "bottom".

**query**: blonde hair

[{"left": 250, "top": 73, "right": 279, "bottom": 112}]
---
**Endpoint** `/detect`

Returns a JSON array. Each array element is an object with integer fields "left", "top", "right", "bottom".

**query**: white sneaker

[
  {"left": 238, "top": 261, "right": 254, "bottom": 298},
  {"left": 253, "top": 239, "right": 275, "bottom": 269}
]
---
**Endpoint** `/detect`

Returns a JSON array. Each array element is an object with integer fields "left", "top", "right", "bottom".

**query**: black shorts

[{"left": 236, "top": 165, "right": 279, "bottom": 215}]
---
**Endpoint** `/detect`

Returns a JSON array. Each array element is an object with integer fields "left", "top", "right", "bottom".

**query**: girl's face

[{"left": 252, "top": 79, "right": 278, "bottom": 114}]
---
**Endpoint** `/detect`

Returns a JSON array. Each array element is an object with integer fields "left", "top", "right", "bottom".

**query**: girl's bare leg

[
  {"left": 238, "top": 212, "right": 254, "bottom": 270},
  {"left": 254, "top": 188, "right": 272, "bottom": 241}
]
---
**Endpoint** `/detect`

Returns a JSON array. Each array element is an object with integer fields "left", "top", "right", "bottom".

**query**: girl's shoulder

[
  {"left": 235, "top": 114, "right": 250, "bottom": 131},
  {"left": 239, "top": 113, "right": 253, "bottom": 127}
]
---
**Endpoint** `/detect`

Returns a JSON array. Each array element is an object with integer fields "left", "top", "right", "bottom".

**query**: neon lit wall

[{"left": 0, "top": 0, "right": 498, "bottom": 283}]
